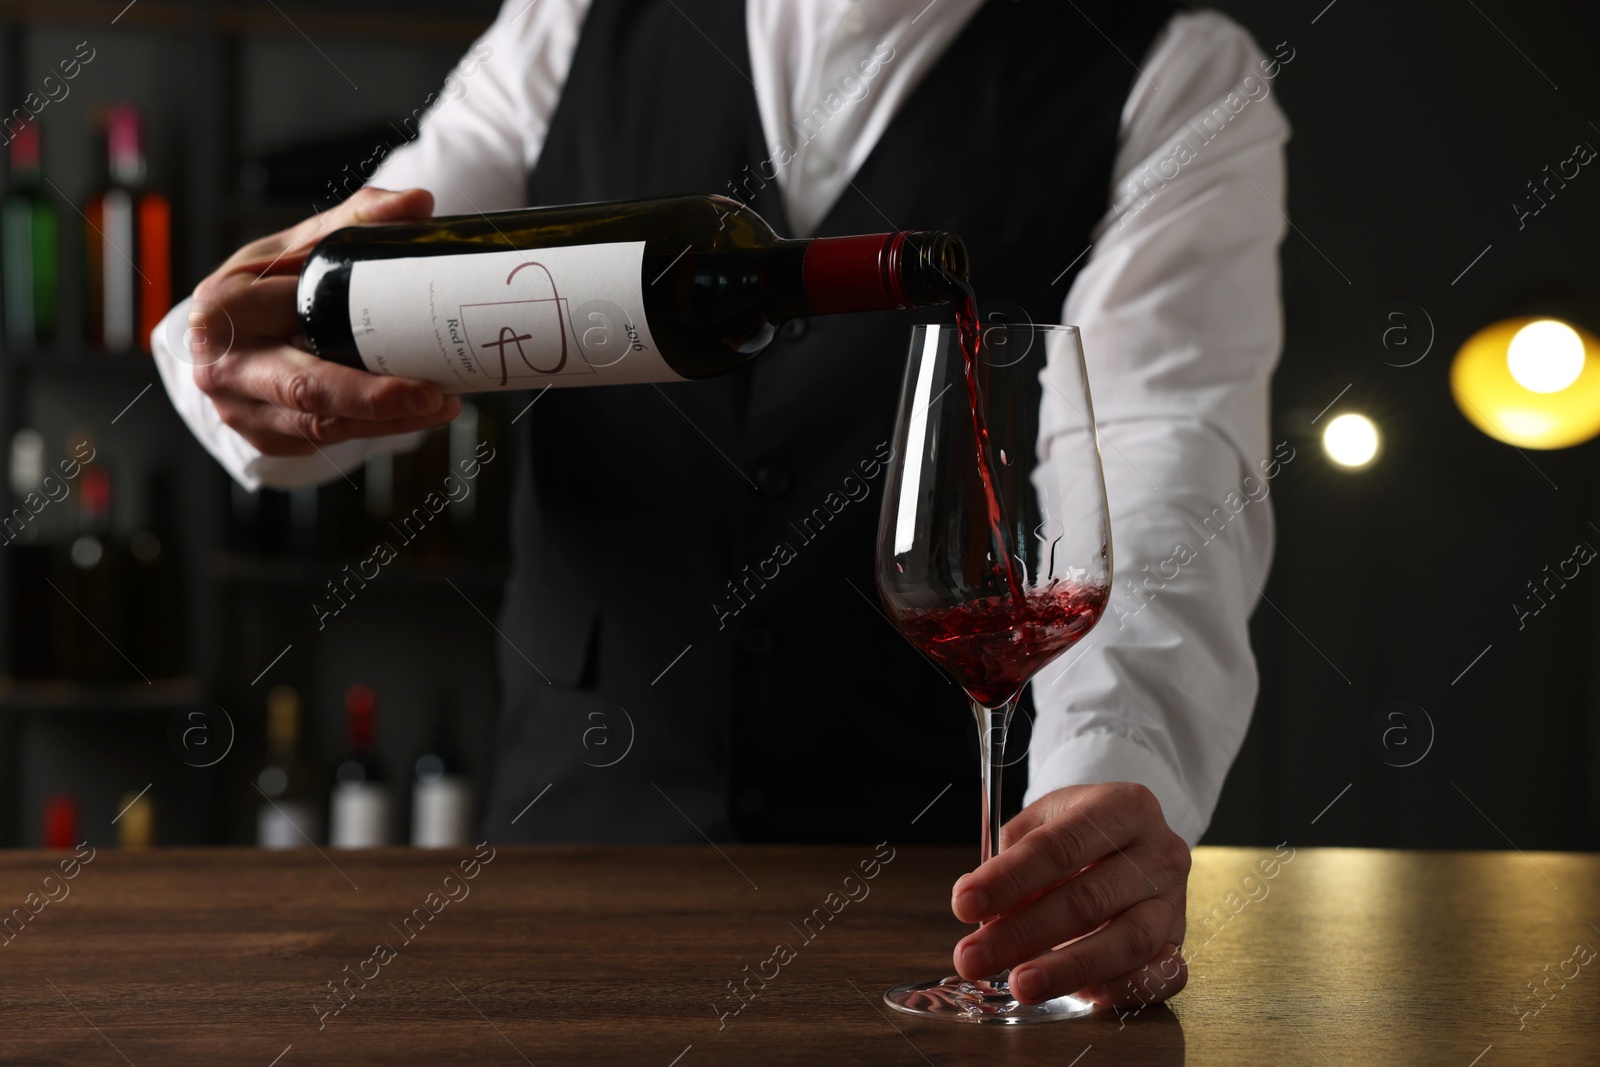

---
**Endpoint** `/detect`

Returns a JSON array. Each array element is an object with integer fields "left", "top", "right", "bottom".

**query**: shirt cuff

[
  {"left": 151, "top": 297, "right": 425, "bottom": 491},
  {"left": 1022, "top": 728, "right": 1206, "bottom": 847}
]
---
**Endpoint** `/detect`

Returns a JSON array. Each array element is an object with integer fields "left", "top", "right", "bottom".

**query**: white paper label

[
  {"left": 330, "top": 783, "right": 391, "bottom": 848},
  {"left": 257, "top": 801, "right": 320, "bottom": 850},
  {"left": 412, "top": 777, "right": 474, "bottom": 848},
  {"left": 346, "top": 241, "right": 677, "bottom": 392}
]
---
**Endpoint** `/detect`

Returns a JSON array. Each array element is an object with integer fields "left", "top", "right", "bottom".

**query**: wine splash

[{"left": 896, "top": 583, "right": 1107, "bottom": 709}]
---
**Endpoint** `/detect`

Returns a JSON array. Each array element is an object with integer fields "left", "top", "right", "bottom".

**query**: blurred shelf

[
  {"left": 208, "top": 551, "right": 508, "bottom": 589},
  {"left": 0, "top": 0, "right": 499, "bottom": 41},
  {"left": 0, "top": 676, "right": 203, "bottom": 712},
  {"left": 5, "top": 350, "right": 162, "bottom": 375}
]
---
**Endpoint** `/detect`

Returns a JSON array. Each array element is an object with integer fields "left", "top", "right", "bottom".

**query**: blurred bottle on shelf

[
  {"left": 239, "top": 123, "right": 408, "bottom": 204},
  {"left": 325, "top": 469, "right": 370, "bottom": 559},
  {"left": 127, "top": 469, "right": 185, "bottom": 677},
  {"left": 447, "top": 405, "right": 480, "bottom": 544},
  {"left": 287, "top": 484, "right": 318, "bottom": 555},
  {"left": 221, "top": 411, "right": 509, "bottom": 566},
  {"left": 225, "top": 480, "right": 291, "bottom": 554},
  {"left": 2, "top": 118, "right": 58, "bottom": 351},
  {"left": 53, "top": 429, "right": 130, "bottom": 681},
  {"left": 411, "top": 701, "right": 472, "bottom": 847},
  {"left": 389, "top": 429, "right": 451, "bottom": 559},
  {"left": 256, "top": 685, "right": 320, "bottom": 848},
  {"left": 41, "top": 794, "right": 79, "bottom": 849},
  {"left": 86, "top": 104, "right": 170, "bottom": 353},
  {"left": 115, "top": 789, "right": 154, "bottom": 848},
  {"left": 7, "top": 429, "right": 53, "bottom": 677},
  {"left": 7, "top": 427, "right": 45, "bottom": 502},
  {"left": 329, "top": 683, "right": 390, "bottom": 848},
  {"left": 363, "top": 451, "right": 394, "bottom": 532}
]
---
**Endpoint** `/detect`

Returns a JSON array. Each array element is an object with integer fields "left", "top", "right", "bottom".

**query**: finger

[
  {"left": 213, "top": 389, "right": 461, "bottom": 452},
  {"left": 230, "top": 429, "right": 320, "bottom": 457},
  {"left": 954, "top": 784, "right": 1161, "bottom": 922},
  {"left": 1008, "top": 897, "right": 1182, "bottom": 1005},
  {"left": 216, "top": 186, "right": 435, "bottom": 279},
  {"left": 318, "top": 185, "right": 435, "bottom": 230},
  {"left": 200, "top": 344, "right": 451, "bottom": 422},
  {"left": 191, "top": 274, "right": 300, "bottom": 340},
  {"left": 953, "top": 852, "right": 1158, "bottom": 981},
  {"left": 1077, "top": 943, "right": 1188, "bottom": 1009},
  {"left": 997, "top": 801, "right": 1052, "bottom": 852},
  {"left": 252, "top": 396, "right": 463, "bottom": 446},
  {"left": 207, "top": 397, "right": 320, "bottom": 456}
]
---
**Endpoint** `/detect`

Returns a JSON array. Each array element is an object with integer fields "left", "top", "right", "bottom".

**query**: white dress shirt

[{"left": 152, "top": 0, "right": 1289, "bottom": 846}]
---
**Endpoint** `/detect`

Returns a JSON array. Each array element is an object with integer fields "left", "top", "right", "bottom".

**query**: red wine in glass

[
  {"left": 894, "top": 583, "right": 1106, "bottom": 710},
  {"left": 876, "top": 317, "right": 1112, "bottom": 1022}
]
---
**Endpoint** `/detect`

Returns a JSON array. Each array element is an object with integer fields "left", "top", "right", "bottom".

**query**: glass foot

[{"left": 884, "top": 972, "right": 1095, "bottom": 1023}]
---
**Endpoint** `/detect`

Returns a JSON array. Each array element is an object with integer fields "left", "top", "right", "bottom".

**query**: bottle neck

[
  {"left": 107, "top": 107, "right": 146, "bottom": 187},
  {"left": 795, "top": 230, "right": 969, "bottom": 317},
  {"left": 78, "top": 465, "right": 110, "bottom": 534},
  {"left": 10, "top": 122, "right": 41, "bottom": 186}
]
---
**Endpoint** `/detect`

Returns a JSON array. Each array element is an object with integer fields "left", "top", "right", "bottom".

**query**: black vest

[{"left": 483, "top": 0, "right": 1175, "bottom": 843}]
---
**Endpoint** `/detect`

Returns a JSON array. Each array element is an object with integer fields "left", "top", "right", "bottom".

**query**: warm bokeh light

[
  {"left": 1506, "top": 319, "right": 1585, "bottom": 393},
  {"left": 1323, "top": 413, "right": 1379, "bottom": 469},
  {"left": 1451, "top": 317, "right": 1600, "bottom": 449}
]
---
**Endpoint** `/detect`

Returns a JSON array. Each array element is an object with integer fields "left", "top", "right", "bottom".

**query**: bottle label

[
  {"left": 412, "top": 777, "right": 474, "bottom": 848},
  {"left": 346, "top": 241, "right": 676, "bottom": 392},
  {"left": 258, "top": 801, "right": 320, "bottom": 849},
  {"left": 330, "top": 783, "right": 391, "bottom": 848}
]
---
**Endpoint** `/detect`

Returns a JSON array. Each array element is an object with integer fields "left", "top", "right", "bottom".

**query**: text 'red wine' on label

[{"left": 345, "top": 241, "right": 675, "bottom": 392}]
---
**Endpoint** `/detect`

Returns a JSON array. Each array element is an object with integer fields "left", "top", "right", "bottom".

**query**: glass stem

[{"left": 973, "top": 697, "right": 1017, "bottom": 866}]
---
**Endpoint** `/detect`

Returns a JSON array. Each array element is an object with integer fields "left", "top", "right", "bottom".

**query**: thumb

[
  {"left": 258, "top": 187, "right": 436, "bottom": 279},
  {"left": 338, "top": 185, "right": 435, "bottom": 225}
]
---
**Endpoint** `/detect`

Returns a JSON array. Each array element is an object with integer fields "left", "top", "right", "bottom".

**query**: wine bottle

[
  {"left": 41, "top": 794, "right": 79, "bottom": 849},
  {"left": 329, "top": 683, "right": 390, "bottom": 848},
  {"left": 7, "top": 428, "right": 45, "bottom": 532},
  {"left": 363, "top": 450, "right": 394, "bottom": 524},
  {"left": 115, "top": 789, "right": 154, "bottom": 849},
  {"left": 86, "top": 104, "right": 171, "bottom": 353},
  {"left": 60, "top": 430, "right": 125, "bottom": 681},
  {"left": 287, "top": 484, "right": 319, "bottom": 555},
  {"left": 2, "top": 118, "right": 57, "bottom": 350},
  {"left": 297, "top": 194, "right": 969, "bottom": 392},
  {"left": 256, "top": 685, "right": 321, "bottom": 848},
  {"left": 446, "top": 402, "right": 480, "bottom": 535},
  {"left": 127, "top": 470, "right": 184, "bottom": 677},
  {"left": 7, "top": 429, "right": 53, "bottom": 678},
  {"left": 411, "top": 708, "right": 472, "bottom": 847}
]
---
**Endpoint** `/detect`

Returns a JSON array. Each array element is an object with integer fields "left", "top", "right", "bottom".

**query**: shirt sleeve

[
  {"left": 150, "top": 0, "right": 590, "bottom": 491},
  {"left": 1024, "top": 10, "right": 1292, "bottom": 845}
]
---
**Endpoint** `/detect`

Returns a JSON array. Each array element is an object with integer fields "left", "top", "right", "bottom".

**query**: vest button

[
  {"left": 753, "top": 463, "right": 793, "bottom": 496},
  {"left": 780, "top": 318, "right": 808, "bottom": 341},
  {"left": 740, "top": 626, "right": 776, "bottom": 656}
]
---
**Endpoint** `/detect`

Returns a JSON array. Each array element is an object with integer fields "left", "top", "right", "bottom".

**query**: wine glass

[{"left": 875, "top": 321, "right": 1111, "bottom": 1022}]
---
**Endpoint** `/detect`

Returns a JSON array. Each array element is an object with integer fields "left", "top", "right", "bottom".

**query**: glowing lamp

[
  {"left": 1323, "top": 413, "right": 1380, "bottom": 469},
  {"left": 1451, "top": 317, "right": 1600, "bottom": 449}
]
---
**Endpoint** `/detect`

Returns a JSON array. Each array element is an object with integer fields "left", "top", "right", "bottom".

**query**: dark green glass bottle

[{"left": 297, "top": 194, "right": 968, "bottom": 393}]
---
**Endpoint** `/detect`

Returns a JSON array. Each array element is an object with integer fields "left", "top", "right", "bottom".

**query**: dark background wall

[
  {"left": 1202, "top": 0, "right": 1600, "bottom": 851},
  {"left": 1, "top": 0, "right": 1596, "bottom": 851}
]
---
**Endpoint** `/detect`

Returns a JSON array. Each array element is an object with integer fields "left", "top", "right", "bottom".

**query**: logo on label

[{"left": 460, "top": 261, "right": 595, "bottom": 386}]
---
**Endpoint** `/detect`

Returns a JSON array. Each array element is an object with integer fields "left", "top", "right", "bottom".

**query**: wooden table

[{"left": 0, "top": 844, "right": 1594, "bottom": 1065}]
